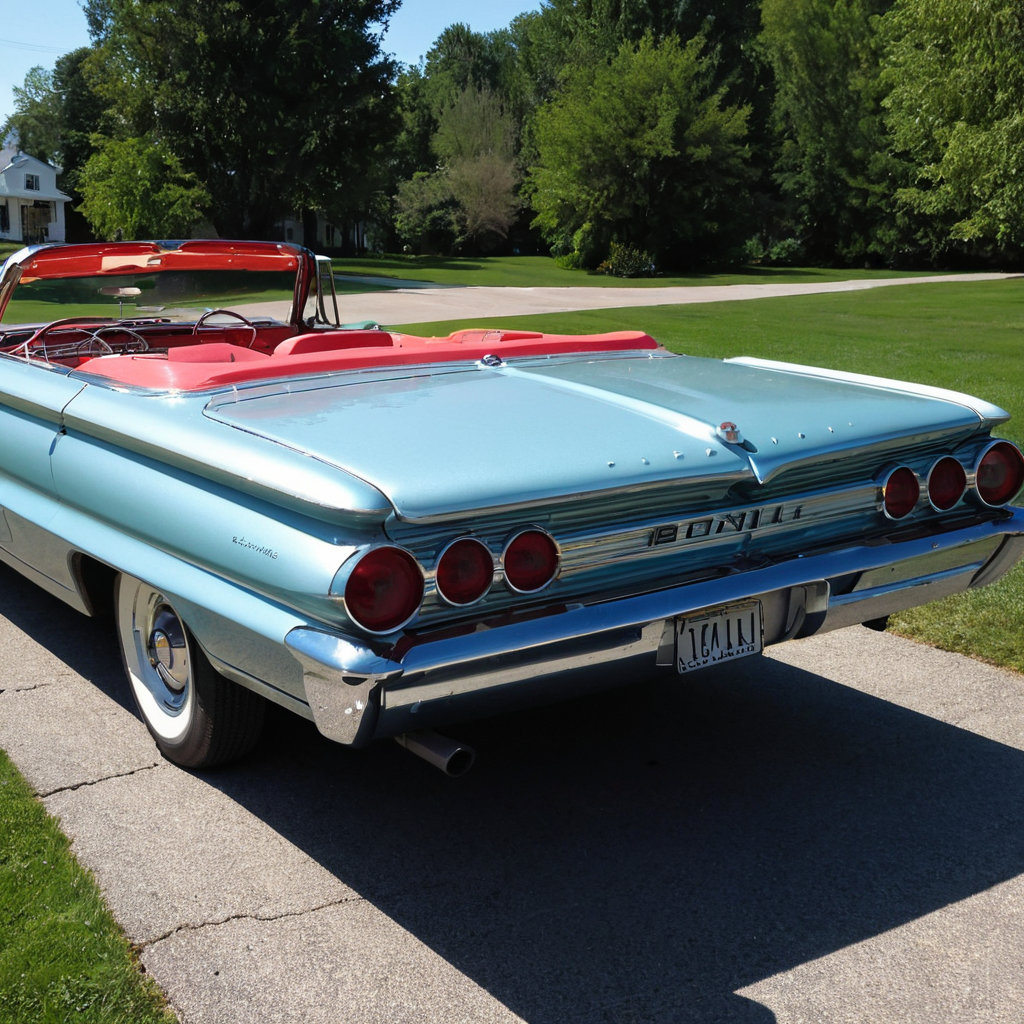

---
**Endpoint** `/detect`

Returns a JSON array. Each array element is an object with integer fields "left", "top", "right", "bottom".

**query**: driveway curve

[
  {"left": 238, "top": 271, "right": 1017, "bottom": 326},
  {"left": 338, "top": 271, "right": 1017, "bottom": 326}
]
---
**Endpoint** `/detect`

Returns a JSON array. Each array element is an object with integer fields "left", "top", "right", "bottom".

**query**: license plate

[{"left": 677, "top": 601, "right": 763, "bottom": 674}]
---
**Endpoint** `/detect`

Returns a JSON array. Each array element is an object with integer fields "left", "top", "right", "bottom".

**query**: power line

[{"left": 0, "top": 37, "right": 69, "bottom": 55}]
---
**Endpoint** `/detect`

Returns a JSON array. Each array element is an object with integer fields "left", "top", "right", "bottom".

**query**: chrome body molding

[{"left": 284, "top": 511, "right": 1024, "bottom": 745}]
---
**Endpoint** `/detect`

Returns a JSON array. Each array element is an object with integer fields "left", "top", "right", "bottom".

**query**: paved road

[
  {"left": 4, "top": 559, "right": 1024, "bottom": 1023},
  {"left": 242, "top": 271, "right": 1018, "bottom": 326}
]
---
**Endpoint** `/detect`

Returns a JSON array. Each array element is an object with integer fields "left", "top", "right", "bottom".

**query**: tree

[
  {"left": 2, "top": 67, "right": 63, "bottom": 164},
  {"left": 759, "top": 0, "right": 895, "bottom": 264},
  {"left": 395, "top": 87, "right": 520, "bottom": 253},
  {"left": 84, "top": 0, "right": 400, "bottom": 239},
  {"left": 78, "top": 135, "right": 209, "bottom": 239},
  {"left": 527, "top": 33, "right": 751, "bottom": 268},
  {"left": 52, "top": 48, "right": 107, "bottom": 198},
  {"left": 881, "top": 0, "right": 1024, "bottom": 261}
]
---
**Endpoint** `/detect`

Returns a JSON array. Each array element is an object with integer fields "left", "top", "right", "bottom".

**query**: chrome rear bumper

[{"left": 285, "top": 511, "right": 1024, "bottom": 746}]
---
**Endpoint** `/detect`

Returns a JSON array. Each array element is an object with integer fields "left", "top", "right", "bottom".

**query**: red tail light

[
  {"left": 976, "top": 441, "right": 1024, "bottom": 506},
  {"left": 344, "top": 547, "right": 423, "bottom": 633},
  {"left": 927, "top": 457, "right": 967, "bottom": 511},
  {"left": 503, "top": 529, "right": 559, "bottom": 593},
  {"left": 881, "top": 466, "right": 919, "bottom": 520},
  {"left": 436, "top": 538, "right": 493, "bottom": 606}
]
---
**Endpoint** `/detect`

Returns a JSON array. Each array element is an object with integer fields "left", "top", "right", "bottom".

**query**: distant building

[
  {"left": 279, "top": 213, "right": 374, "bottom": 253},
  {"left": 0, "top": 149, "right": 71, "bottom": 244}
]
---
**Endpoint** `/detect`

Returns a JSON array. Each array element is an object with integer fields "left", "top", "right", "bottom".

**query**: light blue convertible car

[{"left": 1, "top": 240, "right": 1022, "bottom": 774}]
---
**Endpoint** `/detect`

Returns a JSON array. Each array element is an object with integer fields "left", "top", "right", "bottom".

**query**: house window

[
  {"left": 25, "top": 173, "right": 40, "bottom": 191},
  {"left": 0, "top": 203, "right": 8, "bottom": 233}
]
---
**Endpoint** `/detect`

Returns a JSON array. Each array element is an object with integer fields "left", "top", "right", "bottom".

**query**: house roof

[
  {"left": 0, "top": 148, "right": 70, "bottom": 202},
  {"left": 0, "top": 187, "right": 73, "bottom": 202}
]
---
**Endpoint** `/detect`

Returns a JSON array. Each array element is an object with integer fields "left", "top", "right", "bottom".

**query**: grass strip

[
  {"left": 332, "top": 253, "right": 942, "bottom": 289},
  {"left": 0, "top": 749, "right": 175, "bottom": 1024},
  {"left": 392, "top": 277, "right": 1024, "bottom": 673}
]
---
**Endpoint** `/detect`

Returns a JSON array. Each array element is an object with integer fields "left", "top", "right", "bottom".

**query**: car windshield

[{"left": 2, "top": 267, "right": 297, "bottom": 325}]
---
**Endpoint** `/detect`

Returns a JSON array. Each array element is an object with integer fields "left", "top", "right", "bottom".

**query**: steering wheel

[
  {"left": 192, "top": 308, "right": 258, "bottom": 347},
  {"left": 75, "top": 335, "right": 115, "bottom": 358},
  {"left": 91, "top": 325, "right": 149, "bottom": 354},
  {"left": 14, "top": 316, "right": 119, "bottom": 358}
]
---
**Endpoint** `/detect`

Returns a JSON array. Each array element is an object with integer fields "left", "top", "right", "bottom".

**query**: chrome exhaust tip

[{"left": 394, "top": 730, "right": 476, "bottom": 777}]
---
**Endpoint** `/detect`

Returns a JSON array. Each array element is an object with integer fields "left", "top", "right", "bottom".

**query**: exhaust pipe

[{"left": 394, "top": 730, "right": 476, "bottom": 777}]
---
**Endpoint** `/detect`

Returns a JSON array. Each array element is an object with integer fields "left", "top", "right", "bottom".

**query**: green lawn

[
  {"left": 332, "top": 253, "right": 942, "bottom": 289},
  {"left": 0, "top": 749, "right": 175, "bottom": 1023},
  {"left": 393, "top": 277, "right": 1024, "bottom": 673}
]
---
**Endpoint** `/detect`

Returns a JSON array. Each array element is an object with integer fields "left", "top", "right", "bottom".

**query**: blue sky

[{"left": 0, "top": 0, "right": 541, "bottom": 132}]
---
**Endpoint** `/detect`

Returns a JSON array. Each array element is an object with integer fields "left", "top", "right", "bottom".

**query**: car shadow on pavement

[
  {"left": 212, "top": 646, "right": 1024, "bottom": 1023},
  {"left": 6, "top": 560, "right": 1024, "bottom": 1022}
]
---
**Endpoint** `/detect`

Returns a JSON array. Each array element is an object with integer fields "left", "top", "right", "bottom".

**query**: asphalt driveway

[{"left": 4, "top": 559, "right": 1024, "bottom": 1023}]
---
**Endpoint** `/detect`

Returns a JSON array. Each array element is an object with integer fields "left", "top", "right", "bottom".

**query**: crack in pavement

[
  {"left": 139, "top": 894, "right": 368, "bottom": 949},
  {"left": 38, "top": 762, "right": 162, "bottom": 798},
  {"left": 0, "top": 682, "right": 53, "bottom": 694}
]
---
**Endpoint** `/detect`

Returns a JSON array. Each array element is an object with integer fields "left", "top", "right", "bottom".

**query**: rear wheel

[{"left": 115, "top": 574, "right": 265, "bottom": 768}]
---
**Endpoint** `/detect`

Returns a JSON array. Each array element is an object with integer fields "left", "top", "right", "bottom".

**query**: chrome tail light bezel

[
  {"left": 878, "top": 465, "right": 921, "bottom": 521},
  {"left": 500, "top": 527, "right": 562, "bottom": 594},
  {"left": 926, "top": 455, "right": 968, "bottom": 512},
  {"left": 972, "top": 439, "right": 1024, "bottom": 508},
  {"left": 338, "top": 544, "right": 425, "bottom": 635},
  {"left": 434, "top": 536, "right": 496, "bottom": 608}
]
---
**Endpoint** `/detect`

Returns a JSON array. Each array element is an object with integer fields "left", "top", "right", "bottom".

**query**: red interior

[{"left": 15, "top": 327, "right": 660, "bottom": 389}]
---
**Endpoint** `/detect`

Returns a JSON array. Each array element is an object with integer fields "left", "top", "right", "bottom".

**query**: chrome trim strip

[
  {"left": 562, "top": 482, "right": 871, "bottom": 566},
  {"left": 727, "top": 356, "right": 1010, "bottom": 428}
]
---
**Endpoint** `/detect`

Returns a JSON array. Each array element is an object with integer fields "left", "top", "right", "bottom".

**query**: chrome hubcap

[
  {"left": 147, "top": 608, "right": 189, "bottom": 693},
  {"left": 139, "top": 601, "right": 190, "bottom": 711}
]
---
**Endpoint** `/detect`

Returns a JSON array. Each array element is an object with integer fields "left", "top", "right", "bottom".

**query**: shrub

[
  {"left": 743, "top": 236, "right": 768, "bottom": 262},
  {"left": 555, "top": 250, "right": 586, "bottom": 270},
  {"left": 600, "top": 241, "right": 655, "bottom": 277},
  {"left": 767, "top": 237, "right": 804, "bottom": 265}
]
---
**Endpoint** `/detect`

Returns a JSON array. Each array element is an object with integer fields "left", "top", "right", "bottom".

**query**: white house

[{"left": 0, "top": 149, "right": 71, "bottom": 245}]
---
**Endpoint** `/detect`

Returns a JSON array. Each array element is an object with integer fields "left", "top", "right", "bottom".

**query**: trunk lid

[{"left": 204, "top": 353, "right": 992, "bottom": 521}]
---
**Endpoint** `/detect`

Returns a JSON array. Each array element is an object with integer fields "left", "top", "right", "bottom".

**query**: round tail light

[
  {"left": 436, "top": 538, "right": 493, "bottom": 606},
  {"left": 881, "top": 466, "right": 919, "bottom": 520},
  {"left": 344, "top": 547, "right": 423, "bottom": 633},
  {"left": 976, "top": 441, "right": 1024, "bottom": 506},
  {"left": 503, "top": 529, "right": 559, "bottom": 593},
  {"left": 927, "top": 456, "right": 967, "bottom": 511}
]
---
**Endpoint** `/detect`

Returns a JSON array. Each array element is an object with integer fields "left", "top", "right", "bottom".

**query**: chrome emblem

[{"left": 650, "top": 503, "right": 803, "bottom": 546}]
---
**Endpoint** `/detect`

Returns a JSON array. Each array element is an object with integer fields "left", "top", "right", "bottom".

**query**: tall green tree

[
  {"left": 759, "top": 0, "right": 895, "bottom": 264},
  {"left": 2, "top": 67, "right": 62, "bottom": 164},
  {"left": 52, "top": 48, "right": 107, "bottom": 199},
  {"left": 527, "top": 33, "right": 751, "bottom": 268},
  {"left": 517, "top": 1, "right": 774, "bottom": 257},
  {"left": 882, "top": 0, "right": 1024, "bottom": 261},
  {"left": 84, "top": 0, "right": 400, "bottom": 239}
]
